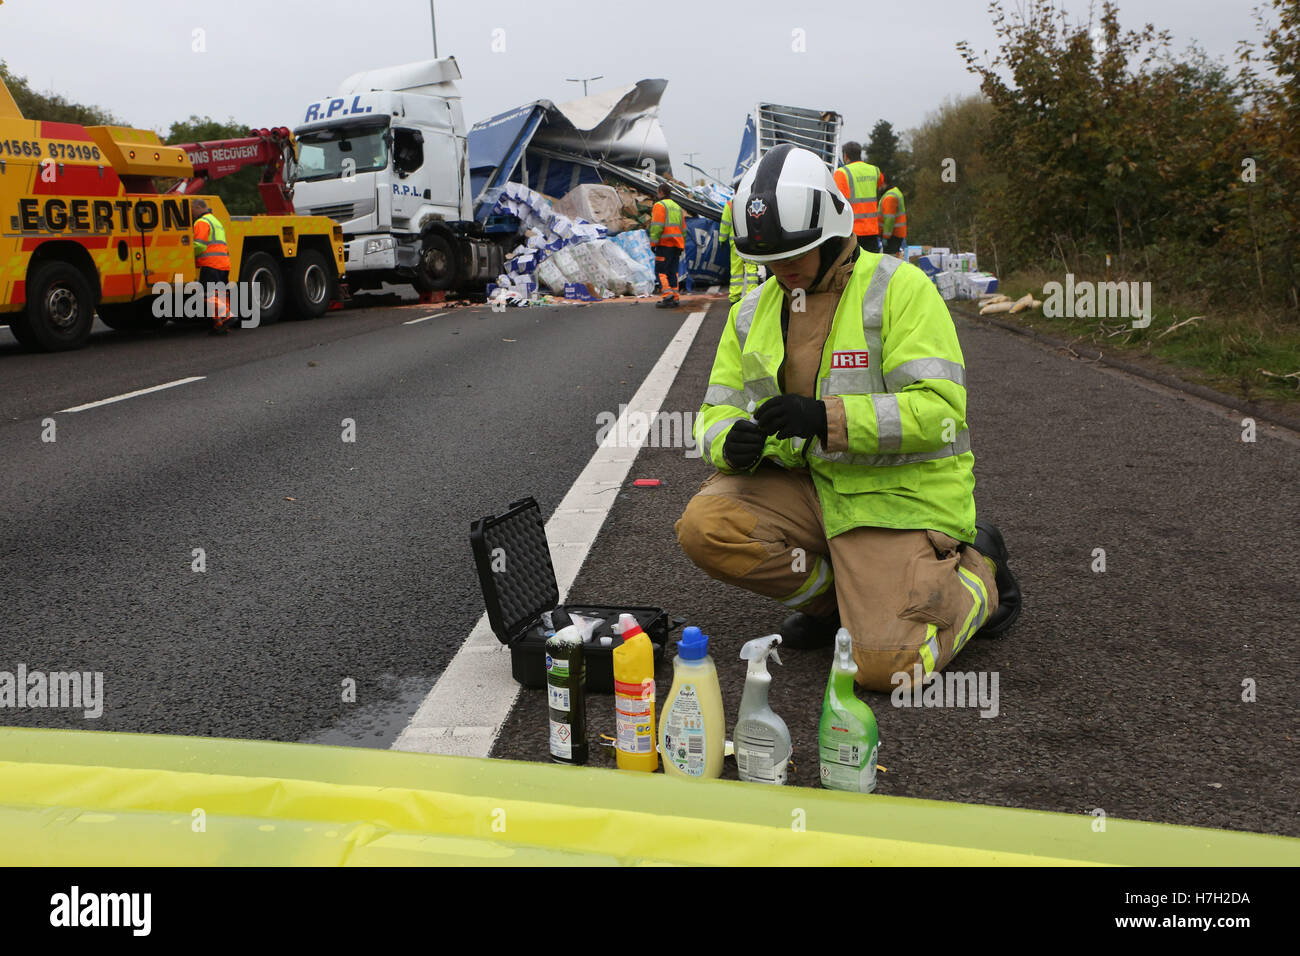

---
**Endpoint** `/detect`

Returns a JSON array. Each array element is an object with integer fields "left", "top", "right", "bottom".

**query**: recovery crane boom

[{"left": 167, "top": 127, "right": 297, "bottom": 215}]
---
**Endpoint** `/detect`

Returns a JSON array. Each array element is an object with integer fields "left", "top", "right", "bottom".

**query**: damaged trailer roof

[{"left": 470, "top": 79, "right": 716, "bottom": 219}]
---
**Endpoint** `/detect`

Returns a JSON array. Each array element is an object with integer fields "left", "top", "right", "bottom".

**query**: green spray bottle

[{"left": 818, "top": 628, "right": 879, "bottom": 792}]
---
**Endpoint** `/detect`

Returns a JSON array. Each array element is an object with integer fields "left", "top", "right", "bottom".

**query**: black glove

[
  {"left": 754, "top": 394, "right": 827, "bottom": 441},
  {"left": 722, "top": 419, "right": 766, "bottom": 471}
]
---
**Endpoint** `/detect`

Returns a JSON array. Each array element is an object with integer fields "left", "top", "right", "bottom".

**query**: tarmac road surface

[
  {"left": 491, "top": 299, "right": 1300, "bottom": 840},
  {"left": 0, "top": 297, "right": 692, "bottom": 745}
]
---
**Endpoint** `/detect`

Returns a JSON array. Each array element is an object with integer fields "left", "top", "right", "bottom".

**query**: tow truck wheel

[
  {"left": 414, "top": 233, "right": 457, "bottom": 292},
  {"left": 25, "top": 261, "right": 94, "bottom": 351},
  {"left": 242, "top": 251, "right": 285, "bottom": 325},
  {"left": 97, "top": 299, "right": 167, "bottom": 333},
  {"left": 288, "top": 249, "right": 334, "bottom": 319}
]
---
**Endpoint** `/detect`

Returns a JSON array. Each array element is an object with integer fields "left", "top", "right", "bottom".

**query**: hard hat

[{"left": 730, "top": 144, "right": 852, "bottom": 263}]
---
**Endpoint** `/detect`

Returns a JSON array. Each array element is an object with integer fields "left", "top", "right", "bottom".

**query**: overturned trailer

[{"left": 468, "top": 81, "right": 727, "bottom": 293}]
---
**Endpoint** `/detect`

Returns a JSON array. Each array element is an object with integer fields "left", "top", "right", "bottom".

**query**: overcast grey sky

[{"left": 0, "top": 0, "right": 1267, "bottom": 182}]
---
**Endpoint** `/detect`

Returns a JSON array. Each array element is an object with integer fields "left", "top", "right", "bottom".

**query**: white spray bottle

[{"left": 733, "top": 634, "right": 791, "bottom": 785}]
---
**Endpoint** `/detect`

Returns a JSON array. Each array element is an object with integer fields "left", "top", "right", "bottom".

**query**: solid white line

[
  {"left": 392, "top": 309, "right": 710, "bottom": 758},
  {"left": 402, "top": 312, "right": 448, "bottom": 326},
  {"left": 58, "top": 377, "right": 206, "bottom": 413}
]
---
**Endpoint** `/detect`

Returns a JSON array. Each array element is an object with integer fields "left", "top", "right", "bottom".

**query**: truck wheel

[
  {"left": 98, "top": 299, "right": 167, "bottom": 333},
  {"left": 288, "top": 249, "right": 334, "bottom": 319},
  {"left": 242, "top": 251, "right": 285, "bottom": 325},
  {"left": 415, "top": 233, "right": 458, "bottom": 292},
  {"left": 25, "top": 260, "right": 94, "bottom": 351}
]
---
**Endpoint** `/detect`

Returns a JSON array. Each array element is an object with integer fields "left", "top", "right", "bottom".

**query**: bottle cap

[
  {"left": 617, "top": 613, "right": 646, "bottom": 642},
  {"left": 677, "top": 626, "right": 709, "bottom": 661}
]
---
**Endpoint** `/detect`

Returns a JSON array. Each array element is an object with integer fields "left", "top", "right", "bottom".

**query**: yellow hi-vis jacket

[
  {"left": 719, "top": 199, "right": 762, "bottom": 302},
  {"left": 693, "top": 254, "right": 977, "bottom": 543},
  {"left": 880, "top": 186, "right": 907, "bottom": 238},
  {"left": 193, "top": 213, "right": 230, "bottom": 270}
]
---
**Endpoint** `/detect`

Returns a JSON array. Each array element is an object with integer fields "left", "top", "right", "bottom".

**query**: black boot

[
  {"left": 971, "top": 522, "right": 1021, "bottom": 637},
  {"left": 779, "top": 609, "right": 841, "bottom": 649}
]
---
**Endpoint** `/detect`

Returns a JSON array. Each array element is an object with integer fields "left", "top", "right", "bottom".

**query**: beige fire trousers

[{"left": 675, "top": 465, "right": 998, "bottom": 692}]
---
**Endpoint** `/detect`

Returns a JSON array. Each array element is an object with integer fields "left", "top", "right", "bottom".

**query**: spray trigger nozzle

[
  {"left": 833, "top": 627, "right": 856, "bottom": 670},
  {"left": 740, "top": 634, "right": 782, "bottom": 667}
]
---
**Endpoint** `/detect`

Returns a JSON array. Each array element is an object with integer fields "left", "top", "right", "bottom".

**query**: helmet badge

[{"left": 747, "top": 197, "right": 767, "bottom": 217}]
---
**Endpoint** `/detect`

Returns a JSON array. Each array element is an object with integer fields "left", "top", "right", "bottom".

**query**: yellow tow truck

[{"left": 0, "top": 74, "right": 344, "bottom": 351}]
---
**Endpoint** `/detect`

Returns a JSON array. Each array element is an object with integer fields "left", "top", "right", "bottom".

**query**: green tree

[
  {"left": 164, "top": 116, "right": 264, "bottom": 215},
  {"left": 865, "top": 119, "right": 902, "bottom": 181},
  {"left": 906, "top": 95, "right": 999, "bottom": 262},
  {"left": 1229, "top": 0, "right": 1300, "bottom": 315},
  {"left": 954, "top": 0, "right": 1297, "bottom": 315}
]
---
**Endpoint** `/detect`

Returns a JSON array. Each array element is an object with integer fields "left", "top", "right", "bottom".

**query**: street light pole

[
  {"left": 429, "top": 0, "right": 438, "bottom": 57},
  {"left": 566, "top": 75, "right": 603, "bottom": 96}
]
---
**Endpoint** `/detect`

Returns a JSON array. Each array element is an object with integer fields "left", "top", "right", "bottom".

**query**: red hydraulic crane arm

[{"left": 167, "top": 127, "right": 298, "bottom": 216}]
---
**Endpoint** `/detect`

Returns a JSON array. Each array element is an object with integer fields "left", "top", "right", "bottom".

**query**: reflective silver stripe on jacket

[
  {"left": 703, "top": 385, "right": 747, "bottom": 408},
  {"left": 872, "top": 394, "right": 903, "bottom": 452},
  {"left": 859, "top": 256, "right": 901, "bottom": 396},
  {"left": 734, "top": 286, "right": 763, "bottom": 350},
  {"left": 812, "top": 256, "right": 970, "bottom": 464},
  {"left": 884, "top": 356, "right": 966, "bottom": 391},
  {"left": 702, "top": 416, "right": 746, "bottom": 462},
  {"left": 820, "top": 368, "right": 873, "bottom": 396},
  {"left": 810, "top": 427, "right": 971, "bottom": 467}
]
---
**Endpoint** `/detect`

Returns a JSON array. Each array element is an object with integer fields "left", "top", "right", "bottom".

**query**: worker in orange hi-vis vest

[
  {"left": 880, "top": 182, "right": 907, "bottom": 258},
  {"left": 649, "top": 182, "right": 686, "bottom": 309},
  {"left": 832, "top": 141, "right": 885, "bottom": 255},
  {"left": 192, "top": 199, "right": 232, "bottom": 335}
]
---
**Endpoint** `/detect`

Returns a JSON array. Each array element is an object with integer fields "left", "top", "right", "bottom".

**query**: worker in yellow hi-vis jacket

[
  {"left": 675, "top": 145, "right": 1022, "bottom": 691},
  {"left": 719, "top": 196, "right": 763, "bottom": 304},
  {"left": 192, "top": 198, "right": 232, "bottom": 335}
]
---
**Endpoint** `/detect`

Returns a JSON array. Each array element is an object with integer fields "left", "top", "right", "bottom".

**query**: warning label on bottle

[
  {"left": 819, "top": 739, "right": 878, "bottom": 792},
  {"left": 664, "top": 684, "right": 706, "bottom": 776},
  {"left": 615, "top": 679, "right": 654, "bottom": 755},
  {"left": 550, "top": 718, "right": 573, "bottom": 760}
]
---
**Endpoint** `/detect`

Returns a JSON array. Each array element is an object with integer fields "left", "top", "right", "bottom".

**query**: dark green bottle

[{"left": 546, "top": 624, "right": 588, "bottom": 764}]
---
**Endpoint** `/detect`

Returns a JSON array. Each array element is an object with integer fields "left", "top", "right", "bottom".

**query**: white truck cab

[{"left": 292, "top": 58, "right": 501, "bottom": 293}]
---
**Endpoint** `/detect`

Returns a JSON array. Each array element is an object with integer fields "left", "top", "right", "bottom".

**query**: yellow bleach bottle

[
  {"left": 658, "top": 626, "right": 724, "bottom": 779},
  {"left": 612, "top": 613, "right": 658, "bottom": 772}
]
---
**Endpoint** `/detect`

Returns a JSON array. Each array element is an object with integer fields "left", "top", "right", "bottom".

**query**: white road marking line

[
  {"left": 402, "top": 312, "right": 448, "bottom": 325},
  {"left": 392, "top": 309, "right": 710, "bottom": 758},
  {"left": 58, "top": 377, "right": 206, "bottom": 413}
]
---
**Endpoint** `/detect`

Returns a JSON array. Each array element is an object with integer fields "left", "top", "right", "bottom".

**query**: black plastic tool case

[{"left": 470, "top": 497, "right": 671, "bottom": 693}]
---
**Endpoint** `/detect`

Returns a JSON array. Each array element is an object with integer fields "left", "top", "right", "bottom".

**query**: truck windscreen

[{"left": 293, "top": 126, "right": 389, "bottom": 183}]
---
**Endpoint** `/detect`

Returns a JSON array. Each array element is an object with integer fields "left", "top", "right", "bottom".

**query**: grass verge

[{"left": 967, "top": 268, "right": 1300, "bottom": 409}]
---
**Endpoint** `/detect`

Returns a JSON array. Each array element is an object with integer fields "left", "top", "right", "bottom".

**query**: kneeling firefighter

[{"left": 674, "top": 145, "right": 1021, "bottom": 691}]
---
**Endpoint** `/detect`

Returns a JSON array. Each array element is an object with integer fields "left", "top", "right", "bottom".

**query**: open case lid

[{"left": 469, "top": 497, "right": 559, "bottom": 645}]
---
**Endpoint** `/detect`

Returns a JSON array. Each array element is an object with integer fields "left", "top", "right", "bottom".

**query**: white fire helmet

[{"left": 730, "top": 144, "right": 853, "bottom": 263}]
